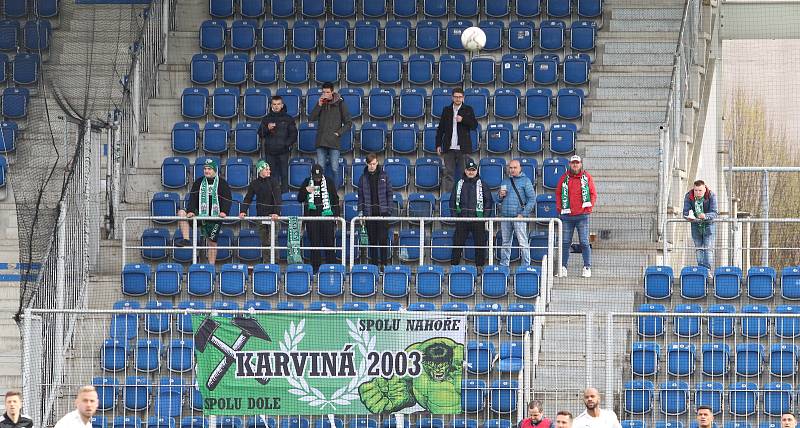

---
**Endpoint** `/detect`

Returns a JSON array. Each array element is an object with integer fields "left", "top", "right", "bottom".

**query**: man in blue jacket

[
  {"left": 497, "top": 160, "right": 536, "bottom": 266},
  {"left": 682, "top": 180, "right": 719, "bottom": 272}
]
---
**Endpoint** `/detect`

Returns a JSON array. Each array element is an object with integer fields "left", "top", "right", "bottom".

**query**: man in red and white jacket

[{"left": 555, "top": 155, "right": 598, "bottom": 278}]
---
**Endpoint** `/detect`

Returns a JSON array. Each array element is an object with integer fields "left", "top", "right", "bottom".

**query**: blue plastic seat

[
  {"left": 466, "top": 341, "right": 494, "bottom": 374},
  {"left": 497, "top": 341, "right": 523, "bottom": 373},
  {"left": 283, "top": 53, "right": 310, "bottom": 85},
  {"left": 430, "top": 229, "right": 453, "bottom": 262},
  {"left": 176, "top": 300, "right": 205, "bottom": 333},
  {"left": 547, "top": 0, "right": 571, "bottom": 17},
  {"left": 114, "top": 416, "right": 143, "bottom": 428},
  {"left": 740, "top": 304, "right": 768, "bottom": 338},
  {"left": 407, "top": 53, "right": 434, "bottom": 85},
  {"left": 384, "top": 20, "right": 410, "bottom": 50},
  {"left": 729, "top": 382, "right": 757, "bottom": 416},
  {"left": 399, "top": 88, "right": 426, "bottom": 120},
  {"left": 533, "top": 54, "right": 559, "bottom": 85},
  {"left": 277, "top": 301, "right": 304, "bottom": 311},
  {"left": 512, "top": 266, "right": 539, "bottom": 298},
  {"left": 218, "top": 263, "right": 246, "bottom": 296},
  {"left": 782, "top": 266, "right": 800, "bottom": 299},
  {"left": 695, "top": 382, "right": 723, "bottom": 414},
  {"left": 492, "top": 89, "right": 519, "bottom": 120},
  {"left": 141, "top": 228, "right": 169, "bottom": 260},
  {"left": 300, "top": 0, "right": 324, "bottom": 17},
  {"left": 390, "top": 122, "right": 418, "bottom": 155},
  {"left": 134, "top": 339, "right": 162, "bottom": 373},
  {"left": 525, "top": 88, "right": 552, "bottom": 119},
  {"left": 383, "top": 157, "right": 409, "bottom": 189},
  {"left": 171, "top": 122, "right": 199, "bottom": 153},
  {"left": 261, "top": 21, "right": 287, "bottom": 50},
  {"left": 680, "top": 266, "right": 709, "bottom": 299},
  {"left": 631, "top": 342, "right": 659, "bottom": 376},
  {"left": 202, "top": 121, "right": 229, "bottom": 154},
  {"left": 542, "top": 157, "right": 568, "bottom": 189},
  {"left": 644, "top": 265, "right": 673, "bottom": 299},
  {"left": 637, "top": 304, "right": 665, "bottom": 337},
  {"left": 556, "top": 88, "right": 584, "bottom": 120},
  {"left": 701, "top": 343, "right": 730, "bottom": 377},
  {"left": 323, "top": 21, "right": 349, "bottom": 51},
  {"left": 187, "top": 264, "right": 215, "bottom": 297},
  {"left": 508, "top": 20, "right": 535, "bottom": 50},
  {"left": 24, "top": 20, "right": 51, "bottom": 51},
  {"left": 122, "top": 264, "right": 151, "bottom": 296},
  {"left": 414, "top": 158, "right": 442, "bottom": 190},
  {"left": 227, "top": 157, "right": 253, "bottom": 189},
  {"left": 449, "top": 265, "right": 477, "bottom": 298},
  {"left": 431, "top": 88, "right": 452, "bottom": 118},
  {"left": 0, "top": 54, "right": 7, "bottom": 84},
  {"left": 516, "top": 122, "right": 544, "bottom": 154},
  {"left": 439, "top": 54, "right": 466, "bottom": 85},
  {"left": 499, "top": 54, "right": 528, "bottom": 86},
  {"left": 479, "top": 20, "right": 503, "bottom": 50},
  {"left": 507, "top": 303, "right": 534, "bottom": 335},
  {"left": 93, "top": 377, "right": 119, "bottom": 411},
  {"left": 350, "top": 264, "right": 379, "bottom": 297},
  {"left": 674, "top": 305, "right": 701, "bottom": 337},
  {"left": 461, "top": 379, "right": 485, "bottom": 412},
  {"left": 535, "top": 194, "right": 557, "bottom": 220},
  {"left": 285, "top": 264, "right": 313, "bottom": 297},
  {"left": 393, "top": 0, "right": 416, "bottom": 17},
  {"left": 578, "top": 0, "right": 603, "bottom": 17},
  {"left": 221, "top": 53, "right": 247, "bottom": 85},
  {"left": 317, "top": 264, "right": 345, "bottom": 297},
  {"left": 331, "top": 0, "right": 355, "bottom": 16},
  {"left": 181, "top": 417, "right": 208, "bottom": 428},
  {"left": 101, "top": 338, "right": 129, "bottom": 371},
  {"left": 406, "top": 302, "right": 434, "bottom": 312},
  {"left": 142, "top": 300, "right": 171, "bottom": 336},
  {"left": 288, "top": 157, "right": 313, "bottom": 189},
  {"left": 713, "top": 266, "right": 743, "bottom": 299},
  {"left": 168, "top": 339, "right": 193, "bottom": 372},
  {"left": 249, "top": 56, "right": 277, "bottom": 86},
  {"left": 550, "top": 123, "right": 577, "bottom": 154},
  {"left": 775, "top": 304, "right": 800, "bottom": 338},
  {"left": 769, "top": 344, "right": 798, "bottom": 377},
  {"left": 660, "top": 381, "right": 689, "bottom": 415},
  {"left": 210, "top": 0, "right": 233, "bottom": 17},
  {"left": 218, "top": 418, "right": 243, "bottom": 428},
  {"left": 2, "top": 88, "right": 29, "bottom": 119},
  {"left": 233, "top": 121, "right": 259, "bottom": 154},
  {"left": 708, "top": 304, "right": 735, "bottom": 338},
  {"left": 211, "top": 300, "right": 239, "bottom": 317},
  {"left": 475, "top": 303, "right": 502, "bottom": 335},
  {"left": 154, "top": 263, "right": 183, "bottom": 296},
  {"left": 489, "top": 380, "right": 518, "bottom": 413},
  {"left": 735, "top": 343, "right": 764, "bottom": 377},
  {"left": 423, "top": 0, "right": 446, "bottom": 17},
  {"left": 571, "top": 20, "right": 598, "bottom": 51},
  {"left": 381, "top": 265, "right": 410, "bottom": 297},
  {"left": 624, "top": 380, "right": 653, "bottom": 415},
  {"left": 292, "top": 20, "right": 319, "bottom": 51},
  {"left": 360, "top": 121, "right": 388, "bottom": 151},
  {"left": 181, "top": 87, "right": 208, "bottom": 119},
  {"left": 464, "top": 87, "right": 489, "bottom": 119},
  {"left": 446, "top": 20, "right": 472, "bottom": 50},
  {"left": 375, "top": 53, "right": 403, "bottom": 85},
  {"left": 12, "top": 53, "right": 40, "bottom": 85},
  {"left": 416, "top": 20, "right": 442, "bottom": 50},
  {"left": 564, "top": 54, "right": 592, "bottom": 85},
  {"left": 0, "top": 21, "right": 19, "bottom": 51},
  {"left": 486, "top": 122, "right": 512, "bottom": 154},
  {"left": 539, "top": 20, "right": 566, "bottom": 51},
  {"left": 353, "top": 20, "right": 379, "bottom": 50},
  {"left": 241, "top": 0, "right": 265, "bottom": 17},
  {"left": 345, "top": 53, "right": 371, "bottom": 85},
  {"left": 416, "top": 265, "right": 444, "bottom": 297},
  {"left": 479, "top": 157, "right": 505, "bottom": 189},
  {"left": 200, "top": 20, "right": 226, "bottom": 51},
  {"left": 367, "top": 88, "right": 395, "bottom": 120},
  {"left": 747, "top": 266, "right": 775, "bottom": 299},
  {"left": 667, "top": 342, "right": 695, "bottom": 376},
  {"left": 764, "top": 382, "right": 792, "bottom": 416},
  {"left": 231, "top": 20, "right": 256, "bottom": 50}
]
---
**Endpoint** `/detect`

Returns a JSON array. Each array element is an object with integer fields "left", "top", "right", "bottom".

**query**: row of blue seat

[
  {"left": 633, "top": 341, "right": 800, "bottom": 377},
  {"left": 108, "top": 299, "right": 535, "bottom": 338},
  {"left": 638, "top": 303, "right": 800, "bottom": 339},
  {"left": 2, "top": 0, "right": 59, "bottom": 19},
  {"left": 172, "top": 120, "right": 577, "bottom": 157},
  {"left": 625, "top": 381, "right": 793, "bottom": 417},
  {"left": 1, "top": 87, "right": 28, "bottom": 119},
  {"left": 190, "top": 52, "right": 592, "bottom": 88},
  {"left": 0, "top": 52, "right": 40, "bottom": 85},
  {"left": 181, "top": 86, "right": 585, "bottom": 122},
  {"left": 123, "top": 262, "right": 543, "bottom": 299},
  {"left": 0, "top": 19, "right": 51, "bottom": 51},
  {"left": 0, "top": 121, "right": 15, "bottom": 152},
  {"left": 199, "top": 18, "right": 597, "bottom": 53},
  {"left": 623, "top": 421, "right": 776, "bottom": 428},
  {"left": 207, "top": 0, "right": 603, "bottom": 20},
  {"left": 92, "top": 415, "right": 524, "bottom": 428},
  {"left": 645, "top": 265, "right": 800, "bottom": 301},
  {"left": 94, "top": 376, "right": 518, "bottom": 419}
]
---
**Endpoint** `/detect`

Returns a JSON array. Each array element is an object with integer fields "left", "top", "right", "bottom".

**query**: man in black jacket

[
  {"left": 297, "top": 164, "right": 340, "bottom": 271},
  {"left": 259, "top": 95, "right": 297, "bottom": 194},
  {"left": 309, "top": 82, "right": 352, "bottom": 188},
  {"left": 239, "top": 160, "right": 282, "bottom": 261},
  {"left": 0, "top": 391, "right": 32, "bottom": 428},
  {"left": 450, "top": 159, "right": 494, "bottom": 269},
  {"left": 176, "top": 158, "right": 233, "bottom": 265},
  {"left": 435, "top": 87, "right": 478, "bottom": 191}
]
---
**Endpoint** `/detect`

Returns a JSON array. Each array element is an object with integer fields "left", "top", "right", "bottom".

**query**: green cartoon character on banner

[{"left": 358, "top": 337, "right": 464, "bottom": 414}]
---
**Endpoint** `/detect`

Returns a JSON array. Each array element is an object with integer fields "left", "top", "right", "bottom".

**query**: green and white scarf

[
  {"left": 692, "top": 196, "right": 708, "bottom": 232},
  {"left": 560, "top": 172, "right": 591, "bottom": 214},
  {"left": 198, "top": 177, "right": 220, "bottom": 217},
  {"left": 287, "top": 216, "right": 303, "bottom": 264},
  {"left": 455, "top": 178, "right": 484, "bottom": 217},
  {"left": 307, "top": 177, "right": 334, "bottom": 216}
]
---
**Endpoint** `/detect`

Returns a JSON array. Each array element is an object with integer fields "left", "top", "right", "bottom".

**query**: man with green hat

[
  {"left": 176, "top": 158, "right": 233, "bottom": 265},
  {"left": 240, "top": 160, "right": 282, "bottom": 261}
]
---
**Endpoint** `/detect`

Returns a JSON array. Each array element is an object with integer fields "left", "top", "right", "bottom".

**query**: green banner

[{"left": 192, "top": 313, "right": 467, "bottom": 416}]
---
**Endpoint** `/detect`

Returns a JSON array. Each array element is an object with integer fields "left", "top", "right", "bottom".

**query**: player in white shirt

[
  {"left": 573, "top": 388, "right": 621, "bottom": 428},
  {"left": 54, "top": 386, "right": 98, "bottom": 428}
]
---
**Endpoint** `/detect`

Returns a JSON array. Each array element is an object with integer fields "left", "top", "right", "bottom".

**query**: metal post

[
  {"left": 269, "top": 221, "right": 276, "bottom": 264},
  {"left": 487, "top": 219, "right": 494, "bottom": 263},
  {"left": 761, "top": 170, "right": 770, "bottom": 265},
  {"left": 349, "top": 219, "right": 356, "bottom": 269},
  {"left": 54, "top": 204, "right": 66, "bottom": 405},
  {"left": 605, "top": 314, "right": 614, "bottom": 400},
  {"left": 418, "top": 219, "right": 425, "bottom": 267},
  {"left": 585, "top": 312, "right": 594, "bottom": 388},
  {"left": 191, "top": 217, "right": 198, "bottom": 264},
  {"left": 745, "top": 222, "right": 752, "bottom": 271},
  {"left": 131, "top": 58, "right": 142, "bottom": 160},
  {"left": 111, "top": 118, "right": 122, "bottom": 238},
  {"left": 547, "top": 220, "right": 555, "bottom": 304},
  {"left": 161, "top": 0, "right": 170, "bottom": 62},
  {"left": 339, "top": 218, "right": 347, "bottom": 268}
]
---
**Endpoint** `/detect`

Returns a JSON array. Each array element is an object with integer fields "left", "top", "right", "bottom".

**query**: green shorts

[{"left": 199, "top": 221, "right": 221, "bottom": 242}]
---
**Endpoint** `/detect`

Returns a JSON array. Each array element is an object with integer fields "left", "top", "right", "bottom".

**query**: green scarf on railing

[{"left": 692, "top": 197, "right": 708, "bottom": 232}]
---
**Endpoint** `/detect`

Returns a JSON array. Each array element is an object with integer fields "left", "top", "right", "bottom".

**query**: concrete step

[
  {"left": 174, "top": 0, "right": 212, "bottom": 32},
  {"left": 602, "top": 53, "right": 674, "bottom": 67},
  {"left": 147, "top": 99, "right": 184, "bottom": 131},
  {"left": 593, "top": 179, "right": 658, "bottom": 195},
  {"left": 603, "top": 42, "right": 677, "bottom": 54},
  {"left": 166, "top": 32, "right": 200, "bottom": 66},
  {"left": 611, "top": 7, "right": 684, "bottom": 21},
  {"left": 595, "top": 87, "right": 670, "bottom": 101},
  {"left": 137, "top": 133, "right": 174, "bottom": 168},
  {"left": 584, "top": 144, "right": 660, "bottom": 159},
  {"left": 588, "top": 122, "right": 661, "bottom": 135},
  {"left": 591, "top": 109, "right": 665, "bottom": 123},
  {"left": 609, "top": 19, "right": 681, "bottom": 33},
  {"left": 584, "top": 156, "right": 659, "bottom": 173},
  {"left": 157, "top": 64, "right": 192, "bottom": 100}
]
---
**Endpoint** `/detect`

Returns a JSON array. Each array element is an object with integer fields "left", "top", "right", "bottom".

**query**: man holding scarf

[
  {"left": 556, "top": 155, "right": 597, "bottom": 278},
  {"left": 682, "top": 180, "right": 718, "bottom": 272},
  {"left": 298, "top": 164, "right": 340, "bottom": 271},
  {"left": 176, "top": 158, "right": 233, "bottom": 265},
  {"left": 449, "top": 158, "right": 493, "bottom": 269},
  {"left": 239, "top": 160, "right": 282, "bottom": 261}
]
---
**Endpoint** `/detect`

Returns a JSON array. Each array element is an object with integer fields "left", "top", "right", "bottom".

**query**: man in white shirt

[
  {"left": 54, "top": 386, "right": 98, "bottom": 428},
  {"left": 555, "top": 411, "right": 573, "bottom": 428},
  {"left": 434, "top": 88, "right": 478, "bottom": 192},
  {"left": 573, "top": 388, "right": 621, "bottom": 428}
]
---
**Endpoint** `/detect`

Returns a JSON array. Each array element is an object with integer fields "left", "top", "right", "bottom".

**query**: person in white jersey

[
  {"left": 54, "top": 386, "right": 98, "bottom": 428},
  {"left": 573, "top": 388, "right": 621, "bottom": 428}
]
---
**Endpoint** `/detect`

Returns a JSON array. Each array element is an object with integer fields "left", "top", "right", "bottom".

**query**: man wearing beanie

[
  {"left": 176, "top": 158, "right": 233, "bottom": 265},
  {"left": 240, "top": 160, "right": 282, "bottom": 261},
  {"left": 259, "top": 95, "right": 296, "bottom": 193},
  {"left": 297, "top": 164, "right": 340, "bottom": 271},
  {"left": 450, "top": 158, "right": 493, "bottom": 270}
]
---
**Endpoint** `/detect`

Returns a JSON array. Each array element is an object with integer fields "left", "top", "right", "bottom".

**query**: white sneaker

[
  {"left": 582, "top": 267, "right": 592, "bottom": 278},
  {"left": 558, "top": 266, "right": 568, "bottom": 277}
]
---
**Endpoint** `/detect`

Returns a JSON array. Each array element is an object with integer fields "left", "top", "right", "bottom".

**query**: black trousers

[
  {"left": 306, "top": 220, "right": 336, "bottom": 271},
  {"left": 266, "top": 153, "right": 290, "bottom": 194},
  {"left": 451, "top": 220, "right": 487, "bottom": 267},
  {"left": 365, "top": 219, "right": 389, "bottom": 265}
]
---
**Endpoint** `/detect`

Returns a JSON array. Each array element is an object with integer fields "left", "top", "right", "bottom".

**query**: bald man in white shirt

[{"left": 573, "top": 388, "right": 621, "bottom": 428}]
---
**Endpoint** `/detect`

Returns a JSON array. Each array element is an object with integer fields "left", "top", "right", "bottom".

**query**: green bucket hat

[{"left": 256, "top": 160, "right": 270, "bottom": 173}]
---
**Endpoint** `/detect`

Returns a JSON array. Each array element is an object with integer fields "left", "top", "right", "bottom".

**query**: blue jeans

[
  {"left": 316, "top": 147, "right": 340, "bottom": 186},
  {"left": 500, "top": 220, "right": 531, "bottom": 266},
  {"left": 691, "top": 226, "right": 715, "bottom": 269},
  {"left": 561, "top": 214, "right": 591, "bottom": 268}
]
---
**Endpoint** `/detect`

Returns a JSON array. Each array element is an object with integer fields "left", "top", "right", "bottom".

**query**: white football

[{"left": 460, "top": 26, "right": 486, "bottom": 52}]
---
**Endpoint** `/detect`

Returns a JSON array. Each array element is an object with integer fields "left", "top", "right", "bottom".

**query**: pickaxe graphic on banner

[{"left": 195, "top": 316, "right": 271, "bottom": 390}]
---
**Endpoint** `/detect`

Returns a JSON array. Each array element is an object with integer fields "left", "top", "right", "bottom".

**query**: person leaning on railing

[
  {"left": 357, "top": 153, "right": 394, "bottom": 268},
  {"left": 682, "top": 179, "right": 718, "bottom": 275}
]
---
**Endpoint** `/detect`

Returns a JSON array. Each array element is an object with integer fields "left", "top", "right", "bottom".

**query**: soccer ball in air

[{"left": 460, "top": 26, "right": 486, "bottom": 52}]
